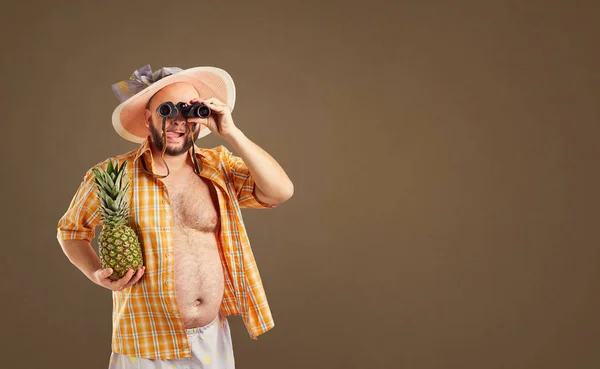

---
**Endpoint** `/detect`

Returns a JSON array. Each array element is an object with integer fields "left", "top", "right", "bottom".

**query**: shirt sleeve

[
  {"left": 221, "top": 146, "right": 278, "bottom": 209},
  {"left": 56, "top": 167, "right": 102, "bottom": 242}
]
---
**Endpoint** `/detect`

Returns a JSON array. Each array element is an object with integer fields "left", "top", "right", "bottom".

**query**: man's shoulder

[
  {"left": 198, "top": 144, "right": 230, "bottom": 155},
  {"left": 197, "top": 145, "right": 233, "bottom": 164},
  {"left": 83, "top": 149, "right": 139, "bottom": 175}
]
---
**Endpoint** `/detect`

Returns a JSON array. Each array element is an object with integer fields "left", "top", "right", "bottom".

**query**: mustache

[{"left": 165, "top": 125, "right": 198, "bottom": 134}]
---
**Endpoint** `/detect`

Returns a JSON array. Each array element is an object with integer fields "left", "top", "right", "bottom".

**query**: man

[{"left": 57, "top": 65, "right": 293, "bottom": 368}]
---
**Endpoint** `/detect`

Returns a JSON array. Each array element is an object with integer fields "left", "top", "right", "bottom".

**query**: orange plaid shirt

[{"left": 57, "top": 137, "right": 277, "bottom": 359}]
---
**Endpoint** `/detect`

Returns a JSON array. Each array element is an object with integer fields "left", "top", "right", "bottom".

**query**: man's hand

[
  {"left": 188, "top": 97, "right": 239, "bottom": 139},
  {"left": 93, "top": 267, "right": 145, "bottom": 291}
]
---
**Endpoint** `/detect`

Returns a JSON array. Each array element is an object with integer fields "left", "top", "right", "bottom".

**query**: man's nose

[{"left": 170, "top": 115, "right": 187, "bottom": 125}]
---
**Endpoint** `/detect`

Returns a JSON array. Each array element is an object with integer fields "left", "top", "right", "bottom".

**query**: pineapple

[{"left": 92, "top": 159, "right": 144, "bottom": 281}]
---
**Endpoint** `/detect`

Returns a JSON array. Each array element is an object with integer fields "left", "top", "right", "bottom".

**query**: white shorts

[{"left": 108, "top": 313, "right": 235, "bottom": 369}]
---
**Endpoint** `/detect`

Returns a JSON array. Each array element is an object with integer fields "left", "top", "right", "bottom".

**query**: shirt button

[{"left": 165, "top": 279, "right": 171, "bottom": 285}]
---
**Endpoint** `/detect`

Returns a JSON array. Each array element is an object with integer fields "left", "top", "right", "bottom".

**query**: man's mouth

[{"left": 166, "top": 131, "right": 185, "bottom": 139}]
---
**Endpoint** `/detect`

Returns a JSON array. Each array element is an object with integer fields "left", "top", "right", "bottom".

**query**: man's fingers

[
  {"left": 96, "top": 268, "right": 146, "bottom": 291},
  {"left": 123, "top": 267, "right": 145, "bottom": 289},
  {"left": 202, "top": 97, "right": 224, "bottom": 106},
  {"left": 116, "top": 269, "right": 136, "bottom": 290}
]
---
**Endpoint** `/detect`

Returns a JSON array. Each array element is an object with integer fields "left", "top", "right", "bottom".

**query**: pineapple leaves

[
  {"left": 101, "top": 170, "right": 117, "bottom": 192},
  {"left": 117, "top": 160, "right": 128, "bottom": 177},
  {"left": 92, "top": 159, "right": 131, "bottom": 218},
  {"left": 114, "top": 188, "right": 127, "bottom": 208},
  {"left": 94, "top": 173, "right": 115, "bottom": 196},
  {"left": 114, "top": 166, "right": 127, "bottom": 193},
  {"left": 107, "top": 159, "right": 114, "bottom": 175}
]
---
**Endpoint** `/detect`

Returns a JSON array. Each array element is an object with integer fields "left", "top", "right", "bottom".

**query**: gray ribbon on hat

[{"left": 112, "top": 64, "right": 183, "bottom": 102}]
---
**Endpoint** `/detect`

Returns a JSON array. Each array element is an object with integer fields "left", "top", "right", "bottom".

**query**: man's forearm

[
  {"left": 59, "top": 239, "right": 102, "bottom": 283},
  {"left": 225, "top": 129, "right": 294, "bottom": 204}
]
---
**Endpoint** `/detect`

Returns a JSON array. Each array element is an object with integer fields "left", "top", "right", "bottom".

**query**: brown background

[{"left": 1, "top": 0, "right": 599, "bottom": 368}]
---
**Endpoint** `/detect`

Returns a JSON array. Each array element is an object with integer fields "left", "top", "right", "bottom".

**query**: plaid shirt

[{"left": 57, "top": 137, "right": 277, "bottom": 359}]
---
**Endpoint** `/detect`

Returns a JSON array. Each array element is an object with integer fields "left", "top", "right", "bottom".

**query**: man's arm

[
  {"left": 59, "top": 238, "right": 144, "bottom": 290},
  {"left": 58, "top": 239, "right": 146, "bottom": 291},
  {"left": 192, "top": 96, "right": 294, "bottom": 205},
  {"left": 59, "top": 239, "right": 103, "bottom": 283},
  {"left": 225, "top": 129, "right": 294, "bottom": 205}
]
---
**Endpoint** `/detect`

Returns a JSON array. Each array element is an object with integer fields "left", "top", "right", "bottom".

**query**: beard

[{"left": 149, "top": 120, "right": 200, "bottom": 156}]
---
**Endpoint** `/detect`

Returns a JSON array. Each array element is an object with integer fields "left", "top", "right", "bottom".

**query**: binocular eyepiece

[{"left": 157, "top": 101, "right": 211, "bottom": 119}]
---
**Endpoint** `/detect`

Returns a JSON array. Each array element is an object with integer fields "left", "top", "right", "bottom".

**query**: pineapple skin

[{"left": 98, "top": 225, "right": 144, "bottom": 281}]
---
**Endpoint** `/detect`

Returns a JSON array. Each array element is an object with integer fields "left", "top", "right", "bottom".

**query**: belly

[{"left": 172, "top": 228, "right": 224, "bottom": 328}]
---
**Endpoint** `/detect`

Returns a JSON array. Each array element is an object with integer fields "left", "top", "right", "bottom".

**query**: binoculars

[{"left": 157, "top": 101, "right": 211, "bottom": 119}]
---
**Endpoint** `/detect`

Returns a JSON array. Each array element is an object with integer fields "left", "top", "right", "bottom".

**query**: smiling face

[{"left": 144, "top": 82, "right": 206, "bottom": 156}]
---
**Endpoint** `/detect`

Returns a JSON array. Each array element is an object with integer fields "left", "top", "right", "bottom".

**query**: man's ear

[{"left": 144, "top": 109, "right": 151, "bottom": 128}]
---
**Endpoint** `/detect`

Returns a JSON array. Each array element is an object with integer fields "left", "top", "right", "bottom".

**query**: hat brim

[{"left": 112, "top": 66, "right": 236, "bottom": 143}]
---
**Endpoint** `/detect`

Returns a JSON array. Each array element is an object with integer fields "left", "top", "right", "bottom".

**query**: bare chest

[{"left": 163, "top": 171, "right": 220, "bottom": 232}]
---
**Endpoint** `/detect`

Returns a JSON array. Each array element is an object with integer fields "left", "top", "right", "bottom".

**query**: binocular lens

[
  {"left": 190, "top": 104, "right": 211, "bottom": 118},
  {"left": 157, "top": 102, "right": 178, "bottom": 118},
  {"left": 157, "top": 101, "right": 211, "bottom": 119}
]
